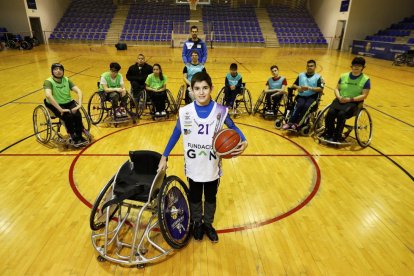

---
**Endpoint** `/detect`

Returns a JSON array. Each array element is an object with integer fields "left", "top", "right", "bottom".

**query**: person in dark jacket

[{"left": 126, "top": 53, "right": 153, "bottom": 102}]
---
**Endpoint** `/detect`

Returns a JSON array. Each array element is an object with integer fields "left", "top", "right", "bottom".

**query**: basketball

[{"left": 213, "top": 129, "right": 241, "bottom": 159}]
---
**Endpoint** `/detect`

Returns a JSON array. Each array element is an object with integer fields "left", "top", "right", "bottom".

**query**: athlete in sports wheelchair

[
  {"left": 215, "top": 83, "right": 252, "bottom": 117},
  {"left": 90, "top": 150, "right": 191, "bottom": 268},
  {"left": 33, "top": 63, "right": 91, "bottom": 147},
  {"left": 274, "top": 87, "right": 323, "bottom": 136},
  {"left": 87, "top": 62, "right": 140, "bottom": 126},
  {"left": 253, "top": 65, "right": 287, "bottom": 119},
  {"left": 314, "top": 57, "right": 373, "bottom": 147},
  {"left": 135, "top": 88, "right": 177, "bottom": 120}
]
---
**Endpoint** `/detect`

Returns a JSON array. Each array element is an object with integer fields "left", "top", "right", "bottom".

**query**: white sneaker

[
  {"left": 115, "top": 109, "right": 122, "bottom": 117},
  {"left": 161, "top": 111, "right": 166, "bottom": 116},
  {"left": 155, "top": 111, "right": 160, "bottom": 116},
  {"left": 121, "top": 108, "right": 127, "bottom": 116}
]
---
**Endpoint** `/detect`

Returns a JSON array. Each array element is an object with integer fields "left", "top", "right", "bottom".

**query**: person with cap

[{"left": 43, "top": 63, "right": 87, "bottom": 146}]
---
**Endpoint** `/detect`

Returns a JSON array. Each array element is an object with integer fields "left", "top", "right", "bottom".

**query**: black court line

[
  {"left": 0, "top": 54, "right": 83, "bottom": 72},
  {"left": 364, "top": 105, "right": 414, "bottom": 128},
  {"left": 0, "top": 67, "right": 92, "bottom": 108},
  {"left": 0, "top": 134, "right": 35, "bottom": 154}
]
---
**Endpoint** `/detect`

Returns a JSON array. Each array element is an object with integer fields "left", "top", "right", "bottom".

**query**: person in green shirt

[
  {"left": 43, "top": 63, "right": 86, "bottom": 146},
  {"left": 99, "top": 62, "right": 127, "bottom": 117},
  {"left": 324, "top": 57, "right": 371, "bottom": 142},
  {"left": 145, "top": 64, "right": 168, "bottom": 116}
]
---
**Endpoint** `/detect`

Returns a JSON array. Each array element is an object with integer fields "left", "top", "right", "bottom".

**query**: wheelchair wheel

[
  {"left": 88, "top": 92, "right": 104, "bottom": 125},
  {"left": 243, "top": 88, "right": 253, "bottom": 114},
  {"left": 253, "top": 91, "right": 265, "bottom": 115},
  {"left": 90, "top": 178, "right": 119, "bottom": 231},
  {"left": 5, "top": 40, "right": 16, "bottom": 49},
  {"left": 33, "top": 105, "right": 52, "bottom": 143},
  {"left": 313, "top": 105, "right": 330, "bottom": 136},
  {"left": 21, "top": 40, "right": 33, "bottom": 50},
  {"left": 135, "top": 90, "right": 146, "bottom": 118},
  {"left": 355, "top": 108, "right": 373, "bottom": 147},
  {"left": 124, "top": 93, "right": 139, "bottom": 121},
  {"left": 166, "top": 89, "right": 177, "bottom": 115},
  {"left": 157, "top": 176, "right": 191, "bottom": 249},
  {"left": 215, "top": 87, "right": 225, "bottom": 105},
  {"left": 175, "top": 85, "right": 185, "bottom": 111}
]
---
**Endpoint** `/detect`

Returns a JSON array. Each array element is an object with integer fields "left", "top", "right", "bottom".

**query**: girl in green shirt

[{"left": 145, "top": 64, "right": 168, "bottom": 116}]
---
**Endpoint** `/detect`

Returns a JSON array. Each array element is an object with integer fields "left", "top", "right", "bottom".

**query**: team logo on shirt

[{"left": 183, "top": 129, "right": 191, "bottom": 135}]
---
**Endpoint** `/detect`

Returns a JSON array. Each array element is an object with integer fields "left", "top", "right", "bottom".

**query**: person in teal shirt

[
  {"left": 43, "top": 63, "right": 86, "bottom": 146},
  {"left": 99, "top": 62, "right": 127, "bottom": 117},
  {"left": 223, "top": 63, "right": 243, "bottom": 108},
  {"left": 324, "top": 57, "right": 371, "bottom": 142},
  {"left": 145, "top": 64, "right": 168, "bottom": 116}
]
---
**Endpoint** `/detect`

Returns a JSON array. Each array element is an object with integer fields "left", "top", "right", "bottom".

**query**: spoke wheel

[
  {"left": 33, "top": 105, "right": 52, "bottom": 143},
  {"left": 87, "top": 92, "right": 104, "bottom": 125},
  {"left": 355, "top": 108, "right": 373, "bottom": 147}
]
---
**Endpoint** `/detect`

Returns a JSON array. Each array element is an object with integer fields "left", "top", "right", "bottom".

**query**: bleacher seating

[
  {"left": 49, "top": 0, "right": 115, "bottom": 42},
  {"left": 120, "top": 2, "right": 189, "bottom": 42},
  {"left": 202, "top": 4, "right": 265, "bottom": 45},
  {"left": 267, "top": 5, "right": 327, "bottom": 47},
  {"left": 365, "top": 15, "right": 413, "bottom": 44}
]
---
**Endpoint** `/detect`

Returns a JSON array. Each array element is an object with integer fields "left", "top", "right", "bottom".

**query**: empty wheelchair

[
  {"left": 274, "top": 87, "right": 322, "bottom": 136},
  {"left": 313, "top": 102, "right": 373, "bottom": 147},
  {"left": 87, "top": 84, "right": 140, "bottom": 126},
  {"left": 175, "top": 84, "right": 192, "bottom": 110},
  {"left": 215, "top": 83, "right": 252, "bottom": 117},
  {"left": 90, "top": 150, "right": 191, "bottom": 268},
  {"left": 32, "top": 103, "right": 91, "bottom": 147},
  {"left": 136, "top": 89, "right": 178, "bottom": 120},
  {"left": 253, "top": 90, "right": 286, "bottom": 120},
  {"left": 392, "top": 50, "right": 414, "bottom": 66}
]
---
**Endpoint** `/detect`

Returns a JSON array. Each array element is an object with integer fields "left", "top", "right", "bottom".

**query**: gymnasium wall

[
  {"left": 309, "top": 0, "right": 414, "bottom": 51},
  {"left": 25, "top": 0, "right": 71, "bottom": 37},
  {"left": 0, "top": 0, "right": 70, "bottom": 40},
  {"left": 0, "top": 0, "right": 30, "bottom": 34}
]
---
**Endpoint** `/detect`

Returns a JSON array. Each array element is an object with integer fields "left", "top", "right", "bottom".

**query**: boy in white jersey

[{"left": 158, "top": 72, "right": 248, "bottom": 243}]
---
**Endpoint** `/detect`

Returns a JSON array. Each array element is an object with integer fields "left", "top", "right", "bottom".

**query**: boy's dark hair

[
  {"left": 110, "top": 62, "right": 121, "bottom": 71},
  {"left": 191, "top": 50, "right": 199, "bottom": 56},
  {"left": 307, "top": 59, "right": 316, "bottom": 66},
  {"left": 191, "top": 71, "right": 212, "bottom": 89},
  {"left": 270, "top": 65, "right": 279, "bottom": 71},
  {"left": 352, "top": 56, "right": 366, "bottom": 67},
  {"left": 230, "top": 63, "right": 238, "bottom": 70}
]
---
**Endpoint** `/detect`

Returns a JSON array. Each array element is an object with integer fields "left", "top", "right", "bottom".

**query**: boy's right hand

[{"left": 157, "top": 156, "right": 168, "bottom": 172}]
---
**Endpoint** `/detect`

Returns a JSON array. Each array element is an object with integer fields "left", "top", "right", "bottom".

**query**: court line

[{"left": 0, "top": 67, "right": 92, "bottom": 108}]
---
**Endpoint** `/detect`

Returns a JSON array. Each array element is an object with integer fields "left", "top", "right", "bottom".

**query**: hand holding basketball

[{"left": 213, "top": 129, "right": 247, "bottom": 159}]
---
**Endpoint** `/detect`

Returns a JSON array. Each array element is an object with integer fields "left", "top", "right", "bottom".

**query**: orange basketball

[{"left": 213, "top": 129, "right": 241, "bottom": 159}]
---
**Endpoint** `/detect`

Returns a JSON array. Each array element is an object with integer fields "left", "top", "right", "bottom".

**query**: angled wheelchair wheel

[
  {"left": 243, "top": 88, "right": 253, "bottom": 114},
  {"left": 253, "top": 91, "right": 265, "bottom": 115},
  {"left": 215, "top": 87, "right": 225, "bottom": 105},
  {"left": 355, "top": 108, "right": 373, "bottom": 147},
  {"left": 166, "top": 89, "right": 177, "bottom": 114},
  {"left": 157, "top": 176, "right": 191, "bottom": 249},
  {"left": 135, "top": 90, "right": 146, "bottom": 118},
  {"left": 124, "top": 92, "right": 139, "bottom": 121},
  {"left": 78, "top": 105, "right": 91, "bottom": 131},
  {"left": 33, "top": 105, "right": 52, "bottom": 143},
  {"left": 175, "top": 85, "right": 185, "bottom": 111},
  {"left": 313, "top": 104, "right": 330, "bottom": 136},
  {"left": 90, "top": 177, "right": 119, "bottom": 231},
  {"left": 88, "top": 92, "right": 104, "bottom": 125}
]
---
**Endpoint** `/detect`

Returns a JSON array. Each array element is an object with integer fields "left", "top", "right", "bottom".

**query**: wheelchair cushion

[{"left": 114, "top": 173, "right": 157, "bottom": 202}]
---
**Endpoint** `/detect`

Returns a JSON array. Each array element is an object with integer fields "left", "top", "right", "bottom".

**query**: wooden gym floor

[{"left": 0, "top": 44, "right": 413, "bottom": 275}]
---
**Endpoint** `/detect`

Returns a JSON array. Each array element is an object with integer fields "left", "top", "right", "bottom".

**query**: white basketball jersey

[{"left": 179, "top": 102, "right": 228, "bottom": 182}]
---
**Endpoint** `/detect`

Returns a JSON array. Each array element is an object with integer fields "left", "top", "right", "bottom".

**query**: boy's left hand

[{"left": 230, "top": 140, "right": 248, "bottom": 157}]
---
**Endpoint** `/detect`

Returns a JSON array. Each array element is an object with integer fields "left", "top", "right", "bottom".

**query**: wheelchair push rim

[
  {"left": 90, "top": 177, "right": 119, "bottom": 231},
  {"left": 33, "top": 105, "right": 52, "bottom": 143},
  {"left": 157, "top": 176, "right": 191, "bottom": 249},
  {"left": 355, "top": 108, "right": 373, "bottom": 147},
  {"left": 88, "top": 92, "right": 104, "bottom": 125}
]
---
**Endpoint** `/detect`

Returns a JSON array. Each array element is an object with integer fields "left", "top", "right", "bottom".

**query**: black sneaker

[
  {"left": 193, "top": 221, "right": 204, "bottom": 241},
  {"left": 204, "top": 223, "right": 219, "bottom": 243}
]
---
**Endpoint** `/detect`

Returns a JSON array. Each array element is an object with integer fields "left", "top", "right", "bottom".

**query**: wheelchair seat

[{"left": 90, "top": 150, "right": 191, "bottom": 267}]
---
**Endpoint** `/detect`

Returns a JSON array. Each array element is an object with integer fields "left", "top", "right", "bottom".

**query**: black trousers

[
  {"left": 224, "top": 87, "right": 242, "bottom": 107},
  {"left": 148, "top": 91, "right": 167, "bottom": 112},
  {"left": 188, "top": 178, "right": 219, "bottom": 224},
  {"left": 44, "top": 99, "right": 84, "bottom": 137},
  {"left": 265, "top": 93, "right": 283, "bottom": 111},
  {"left": 325, "top": 99, "right": 359, "bottom": 139},
  {"left": 130, "top": 82, "right": 145, "bottom": 101}
]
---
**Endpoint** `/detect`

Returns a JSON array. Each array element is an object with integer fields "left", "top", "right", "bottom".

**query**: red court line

[{"left": 1, "top": 153, "right": 413, "bottom": 157}]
